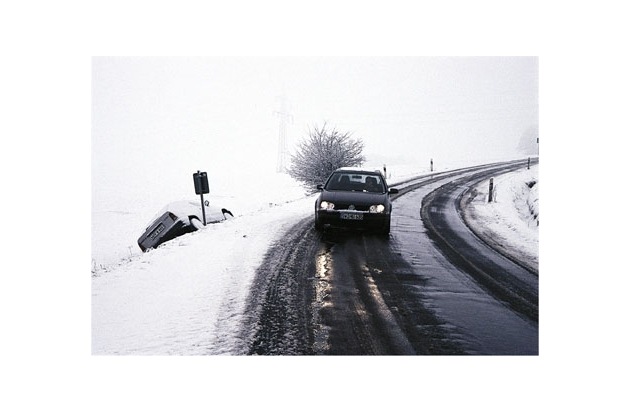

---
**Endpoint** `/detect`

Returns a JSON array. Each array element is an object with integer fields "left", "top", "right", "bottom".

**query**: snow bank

[{"left": 462, "top": 164, "right": 539, "bottom": 271}]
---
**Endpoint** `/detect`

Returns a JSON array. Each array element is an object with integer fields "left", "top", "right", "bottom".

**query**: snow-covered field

[{"left": 91, "top": 160, "right": 538, "bottom": 355}]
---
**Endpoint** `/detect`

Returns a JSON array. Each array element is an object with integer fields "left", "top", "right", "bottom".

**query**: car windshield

[{"left": 325, "top": 172, "right": 385, "bottom": 193}]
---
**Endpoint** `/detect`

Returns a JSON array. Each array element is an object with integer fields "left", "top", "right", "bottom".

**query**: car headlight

[
  {"left": 320, "top": 201, "right": 335, "bottom": 210},
  {"left": 369, "top": 204, "right": 386, "bottom": 213}
]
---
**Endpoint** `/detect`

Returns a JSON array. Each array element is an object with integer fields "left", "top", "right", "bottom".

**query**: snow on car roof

[
  {"left": 144, "top": 200, "right": 226, "bottom": 229},
  {"left": 334, "top": 167, "right": 382, "bottom": 174}
]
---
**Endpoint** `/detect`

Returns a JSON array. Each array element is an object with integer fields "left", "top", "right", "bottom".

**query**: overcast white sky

[{"left": 92, "top": 56, "right": 537, "bottom": 209}]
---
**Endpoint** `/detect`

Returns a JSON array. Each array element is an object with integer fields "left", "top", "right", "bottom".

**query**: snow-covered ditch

[
  {"left": 92, "top": 173, "right": 312, "bottom": 355},
  {"left": 461, "top": 164, "right": 539, "bottom": 272},
  {"left": 92, "top": 162, "right": 539, "bottom": 355}
]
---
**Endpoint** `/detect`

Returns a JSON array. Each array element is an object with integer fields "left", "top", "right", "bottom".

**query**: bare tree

[{"left": 288, "top": 123, "right": 365, "bottom": 192}]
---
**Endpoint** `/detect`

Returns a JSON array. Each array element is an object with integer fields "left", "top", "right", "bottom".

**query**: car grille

[{"left": 335, "top": 203, "right": 370, "bottom": 211}]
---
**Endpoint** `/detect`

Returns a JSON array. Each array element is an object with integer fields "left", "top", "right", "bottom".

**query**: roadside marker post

[{"left": 488, "top": 178, "right": 494, "bottom": 203}]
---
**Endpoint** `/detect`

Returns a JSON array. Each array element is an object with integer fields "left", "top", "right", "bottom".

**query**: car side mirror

[
  {"left": 316, "top": 184, "right": 323, "bottom": 191},
  {"left": 388, "top": 188, "right": 399, "bottom": 194}
]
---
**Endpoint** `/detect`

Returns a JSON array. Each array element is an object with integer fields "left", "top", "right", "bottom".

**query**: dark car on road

[
  {"left": 138, "top": 200, "right": 233, "bottom": 252},
  {"left": 315, "top": 168, "right": 398, "bottom": 235}
]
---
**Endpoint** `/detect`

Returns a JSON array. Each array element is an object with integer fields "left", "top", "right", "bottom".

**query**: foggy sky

[{"left": 92, "top": 56, "right": 538, "bottom": 208}]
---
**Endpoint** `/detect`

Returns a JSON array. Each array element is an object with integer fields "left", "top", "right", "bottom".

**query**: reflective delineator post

[{"left": 488, "top": 178, "right": 494, "bottom": 203}]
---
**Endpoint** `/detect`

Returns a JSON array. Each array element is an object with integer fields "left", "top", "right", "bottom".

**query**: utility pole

[{"left": 274, "top": 94, "right": 293, "bottom": 173}]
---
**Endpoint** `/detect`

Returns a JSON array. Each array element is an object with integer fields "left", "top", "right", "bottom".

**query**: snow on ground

[
  {"left": 91, "top": 160, "right": 538, "bottom": 355},
  {"left": 92, "top": 172, "right": 312, "bottom": 354},
  {"left": 92, "top": 196, "right": 315, "bottom": 354},
  {"left": 463, "top": 164, "right": 539, "bottom": 270},
  {"left": 91, "top": 172, "right": 307, "bottom": 272}
]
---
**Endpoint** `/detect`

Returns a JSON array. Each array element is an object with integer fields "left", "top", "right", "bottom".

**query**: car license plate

[
  {"left": 340, "top": 212, "right": 363, "bottom": 220},
  {"left": 150, "top": 223, "right": 166, "bottom": 240}
]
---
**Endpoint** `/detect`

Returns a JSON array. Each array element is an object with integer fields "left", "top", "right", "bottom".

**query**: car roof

[{"left": 333, "top": 167, "right": 382, "bottom": 174}]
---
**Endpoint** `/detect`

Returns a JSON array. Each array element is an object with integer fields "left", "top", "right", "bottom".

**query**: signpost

[{"left": 193, "top": 171, "right": 209, "bottom": 225}]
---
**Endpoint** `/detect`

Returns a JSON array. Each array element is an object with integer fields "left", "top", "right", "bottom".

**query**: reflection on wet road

[{"left": 313, "top": 233, "right": 418, "bottom": 355}]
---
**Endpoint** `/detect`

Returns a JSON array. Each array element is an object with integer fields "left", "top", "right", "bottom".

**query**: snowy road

[
  {"left": 244, "top": 160, "right": 539, "bottom": 355},
  {"left": 92, "top": 159, "right": 538, "bottom": 355}
]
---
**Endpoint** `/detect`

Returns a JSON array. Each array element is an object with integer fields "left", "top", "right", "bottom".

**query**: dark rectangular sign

[{"left": 193, "top": 171, "right": 209, "bottom": 194}]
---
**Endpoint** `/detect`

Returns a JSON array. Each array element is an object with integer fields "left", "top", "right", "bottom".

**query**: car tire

[
  {"left": 380, "top": 219, "right": 391, "bottom": 237},
  {"left": 190, "top": 217, "right": 203, "bottom": 231},
  {"left": 315, "top": 213, "right": 323, "bottom": 231}
]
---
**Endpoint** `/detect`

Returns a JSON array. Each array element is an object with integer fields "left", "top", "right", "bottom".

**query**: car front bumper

[{"left": 316, "top": 210, "right": 390, "bottom": 231}]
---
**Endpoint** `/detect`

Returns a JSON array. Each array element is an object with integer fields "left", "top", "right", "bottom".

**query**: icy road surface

[{"left": 92, "top": 161, "right": 538, "bottom": 355}]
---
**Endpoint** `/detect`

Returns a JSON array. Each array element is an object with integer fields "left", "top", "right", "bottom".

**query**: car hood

[{"left": 321, "top": 190, "right": 388, "bottom": 205}]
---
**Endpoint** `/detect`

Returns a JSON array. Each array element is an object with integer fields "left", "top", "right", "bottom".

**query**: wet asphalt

[{"left": 244, "top": 160, "right": 539, "bottom": 355}]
